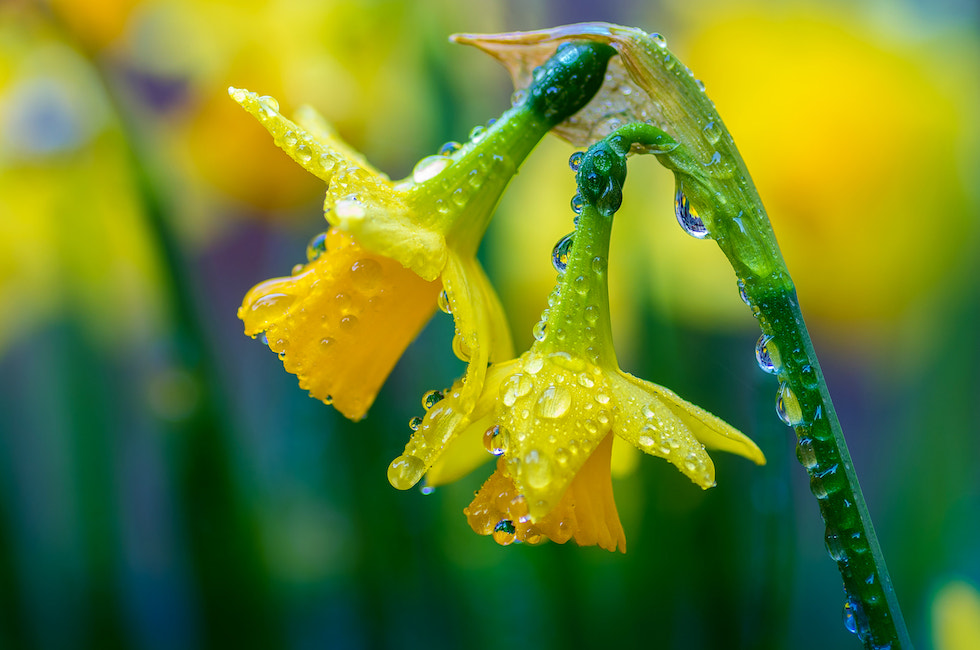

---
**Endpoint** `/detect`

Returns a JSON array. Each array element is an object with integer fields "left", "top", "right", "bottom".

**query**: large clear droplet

[
  {"left": 674, "top": 183, "right": 709, "bottom": 238},
  {"left": 422, "top": 390, "right": 444, "bottom": 410},
  {"left": 755, "top": 334, "right": 779, "bottom": 373},
  {"left": 439, "top": 141, "right": 462, "bottom": 156},
  {"left": 437, "top": 290, "right": 452, "bottom": 314},
  {"left": 776, "top": 382, "right": 804, "bottom": 426},
  {"left": 570, "top": 194, "right": 585, "bottom": 214},
  {"left": 483, "top": 424, "right": 505, "bottom": 456},
  {"left": 492, "top": 519, "right": 517, "bottom": 545},
  {"left": 568, "top": 151, "right": 584, "bottom": 171},
  {"left": 412, "top": 155, "right": 452, "bottom": 183},
  {"left": 552, "top": 233, "right": 574, "bottom": 272},
  {"left": 536, "top": 386, "right": 571, "bottom": 419}
]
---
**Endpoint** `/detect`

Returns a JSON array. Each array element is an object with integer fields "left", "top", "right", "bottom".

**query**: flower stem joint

[{"left": 523, "top": 42, "right": 616, "bottom": 124}]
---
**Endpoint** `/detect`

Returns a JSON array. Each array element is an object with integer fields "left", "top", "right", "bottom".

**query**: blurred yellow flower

[{"left": 933, "top": 580, "right": 980, "bottom": 650}]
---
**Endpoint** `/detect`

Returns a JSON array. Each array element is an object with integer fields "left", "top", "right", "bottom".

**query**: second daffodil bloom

[
  {"left": 233, "top": 42, "right": 616, "bottom": 421},
  {"left": 395, "top": 135, "right": 765, "bottom": 552}
]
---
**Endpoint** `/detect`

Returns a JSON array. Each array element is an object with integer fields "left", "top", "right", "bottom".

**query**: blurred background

[{"left": 1, "top": 0, "right": 978, "bottom": 648}]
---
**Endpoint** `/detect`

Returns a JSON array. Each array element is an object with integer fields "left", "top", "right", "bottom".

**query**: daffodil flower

[
  {"left": 233, "top": 41, "right": 616, "bottom": 421},
  {"left": 396, "top": 133, "right": 764, "bottom": 551}
]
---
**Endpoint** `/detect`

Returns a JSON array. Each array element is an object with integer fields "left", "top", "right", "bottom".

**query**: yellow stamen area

[
  {"left": 239, "top": 228, "right": 439, "bottom": 420},
  {"left": 465, "top": 434, "right": 626, "bottom": 552}
]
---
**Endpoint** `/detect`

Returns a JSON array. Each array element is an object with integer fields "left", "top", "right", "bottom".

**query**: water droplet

[
  {"left": 335, "top": 197, "right": 366, "bottom": 220},
  {"left": 650, "top": 32, "right": 667, "bottom": 47},
  {"left": 483, "top": 424, "right": 505, "bottom": 456},
  {"left": 412, "top": 155, "right": 452, "bottom": 183},
  {"left": 696, "top": 78, "right": 706, "bottom": 91},
  {"left": 663, "top": 53, "right": 675, "bottom": 71},
  {"left": 387, "top": 454, "right": 425, "bottom": 490},
  {"left": 552, "top": 233, "right": 574, "bottom": 272},
  {"left": 570, "top": 193, "right": 585, "bottom": 214},
  {"left": 492, "top": 519, "right": 517, "bottom": 545},
  {"left": 510, "top": 88, "right": 527, "bottom": 108},
  {"left": 339, "top": 315, "right": 358, "bottom": 331},
  {"left": 737, "top": 279, "right": 751, "bottom": 306},
  {"left": 755, "top": 334, "right": 779, "bottom": 373},
  {"left": 703, "top": 121, "right": 721, "bottom": 144},
  {"left": 420, "top": 485, "right": 435, "bottom": 495},
  {"left": 258, "top": 95, "right": 279, "bottom": 112},
  {"left": 797, "top": 438, "right": 817, "bottom": 469},
  {"left": 524, "top": 449, "right": 553, "bottom": 488},
  {"left": 502, "top": 374, "right": 534, "bottom": 407},
  {"left": 291, "top": 263, "right": 305, "bottom": 276},
  {"left": 468, "top": 125, "right": 486, "bottom": 142},
  {"left": 306, "top": 232, "right": 328, "bottom": 262},
  {"left": 437, "top": 290, "right": 452, "bottom": 314},
  {"left": 408, "top": 416, "right": 423, "bottom": 431},
  {"left": 536, "top": 386, "right": 571, "bottom": 419},
  {"left": 422, "top": 390, "right": 444, "bottom": 410},
  {"left": 825, "top": 528, "right": 847, "bottom": 562},
  {"left": 568, "top": 151, "right": 585, "bottom": 171},
  {"left": 843, "top": 599, "right": 863, "bottom": 636},
  {"left": 577, "top": 373, "right": 594, "bottom": 388},
  {"left": 439, "top": 141, "right": 462, "bottom": 156},
  {"left": 532, "top": 320, "right": 547, "bottom": 342},
  {"left": 776, "top": 382, "right": 804, "bottom": 426},
  {"left": 594, "top": 393, "right": 610, "bottom": 405},
  {"left": 525, "top": 355, "right": 544, "bottom": 374},
  {"left": 350, "top": 258, "right": 382, "bottom": 290},
  {"left": 452, "top": 333, "right": 471, "bottom": 362},
  {"left": 674, "top": 184, "right": 709, "bottom": 239}
]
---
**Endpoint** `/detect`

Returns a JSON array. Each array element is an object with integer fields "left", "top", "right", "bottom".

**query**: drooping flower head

[
  {"left": 393, "top": 128, "right": 765, "bottom": 551},
  {"left": 233, "top": 41, "right": 616, "bottom": 421}
]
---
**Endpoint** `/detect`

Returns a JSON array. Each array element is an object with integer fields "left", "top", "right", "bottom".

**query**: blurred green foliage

[{"left": 1, "top": 0, "right": 978, "bottom": 648}]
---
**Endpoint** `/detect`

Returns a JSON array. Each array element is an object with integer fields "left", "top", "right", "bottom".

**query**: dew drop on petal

[
  {"left": 468, "top": 125, "right": 487, "bottom": 142},
  {"left": 552, "top": 233, "right": 574, "bottom": 272},
  {"left": 483, "top": 424, "right": 505, "bottom": 456},
  {"left": 568, "top": 151, "right": 585, "bottom": 171},
  {"left": 524, "top": 449, "right": 553, "bottom": 489},
  {"left": 492, "top": 519, "right": 517, "bottom": 545},
  {"left": 532, "top": 320, "right": 547, "bottom": 342},
  {"left": 674, "top": 184, "right": 709, "bottom": 239},
  {"left": 570, "top": 193, "right": 585, "bottom": 214},
  {"left": 258, "top": 95, "right": 279, "bottom": 113},
  {"left": 412, "top": 154, "right": 452, "bottom": 183},
  {"left": 422, "top": 390, "right": 444, "bottom": 410},
  {"left": 437, "top": 290, "right": 452, "bottom": 314},
  {"left": 408, "top": 416, "right": 423, "bottom": 431},
  {"left": 536, "top": 386, "right": 571, "bottom": 419},
  {"left": 387, "top": 454, "right": 425, "bottom": 490},
  {"left": 306, "top": 232, "right": 328, "bottom": 262}
]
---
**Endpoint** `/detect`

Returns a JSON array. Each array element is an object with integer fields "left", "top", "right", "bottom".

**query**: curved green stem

[{"left": 606, "top": 123, "right": 910, "bottom": 649}]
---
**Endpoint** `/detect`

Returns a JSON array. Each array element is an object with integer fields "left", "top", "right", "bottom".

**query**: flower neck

[{"left": 538, "top": 201, "right": 617, "bottom": 366}]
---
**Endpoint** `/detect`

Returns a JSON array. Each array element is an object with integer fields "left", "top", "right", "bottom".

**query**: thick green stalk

[
  {"left": 590, "top": 117, "right": 909, "bottom": 647},
  {"left": 644, "top": 118, "right": 909, "bottom": 647}
]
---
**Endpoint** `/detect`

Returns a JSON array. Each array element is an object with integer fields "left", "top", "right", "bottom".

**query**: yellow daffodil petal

[
  {"left": 423, "top": 409, "right": 496, "bottom": 488},
  {"left": 388, "top": 360, "right": 518, "bottom": 490},
  {"left": 229, "top": 87, "right": 385, "bottom": 186},
  {"left": 496, "top": 352, "right": 615, "bottom": 520},
  {"left": 292, "top": 105, "right": 383, "bottom": 178},
  {"left": 606, "top": 369, "right": 717, "bottom": 488},
  {"left": 465, "top": 434, "right": 625, "bottom": 552},
  {"left": 239, "top": 228, "right": 439, "bottom": 420}
]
